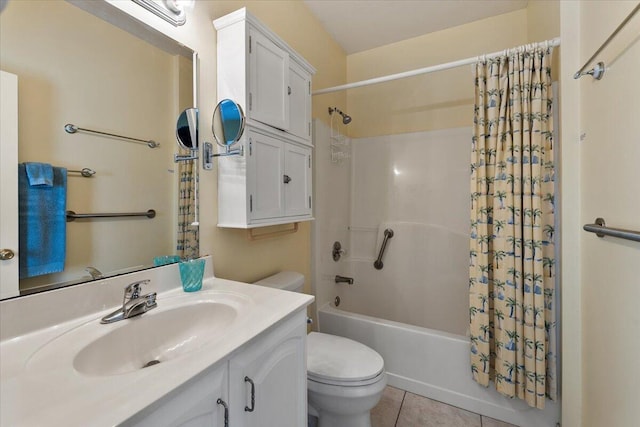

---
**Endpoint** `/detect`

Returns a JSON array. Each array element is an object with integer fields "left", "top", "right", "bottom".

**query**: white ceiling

[{"left": 302, "top": 0, "right": 529, "bottom": 54}]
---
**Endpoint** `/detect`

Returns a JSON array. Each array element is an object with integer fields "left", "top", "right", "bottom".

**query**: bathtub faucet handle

[{"left": 335, "top": 275, "right": 354, "bottom": 285}]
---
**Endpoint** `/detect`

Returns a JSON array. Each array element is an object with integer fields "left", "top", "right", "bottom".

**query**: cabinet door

[
  {"left": 229, "top": 316, "right": 307, "bottom": 427},
  {"left": 287, "top": 60, "right": 311, "bottom": 141},
  {"left": 249, "top": 28, "right": 290, "bottom": 131},
  {"left": 284, "top": 143, "right": 312, "bottom": 217},
  {"left": 126, "top": 364, "right": 228, "bottom": 427},
  {"left": 248, "top": 131, "right": 284, "bottom": 220}
]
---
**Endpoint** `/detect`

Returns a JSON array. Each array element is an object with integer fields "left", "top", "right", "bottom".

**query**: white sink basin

[{"left": 27, "top": 291, "right": 250, "bottom": 377}]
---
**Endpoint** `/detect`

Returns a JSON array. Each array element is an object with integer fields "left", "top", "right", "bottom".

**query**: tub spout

[{"left": 335, "top": 275, "right": 354, "bottom": 285}]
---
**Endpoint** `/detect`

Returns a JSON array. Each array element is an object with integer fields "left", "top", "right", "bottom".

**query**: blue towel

[
  {"left": 25, "top": 162, "right": 54, "bottom": 186},
  {"left": 18, "top": 163, "right": 67, "bottom": 278}
]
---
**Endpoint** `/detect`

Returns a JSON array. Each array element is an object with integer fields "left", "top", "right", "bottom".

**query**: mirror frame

[{"left": 211, "top": 99, "right": 246, "bottom": 148}]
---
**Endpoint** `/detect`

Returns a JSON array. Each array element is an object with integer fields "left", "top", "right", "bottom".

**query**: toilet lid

[{"left": 307, "top": 332, "right": 384, "bottom": 384}]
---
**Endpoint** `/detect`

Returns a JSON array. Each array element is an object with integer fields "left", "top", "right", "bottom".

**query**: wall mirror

[
  {"left": 0, "top": 0, "right": 196, "bottom": 299},
  {"left": 212, "top": 99, "right": 246, "bottom": 148},
  {"left": 203, "top": 99, "right": 245, "bottom": 169},
  {"left": 176, "top": 108, "right": 199, "bottom": 151}
]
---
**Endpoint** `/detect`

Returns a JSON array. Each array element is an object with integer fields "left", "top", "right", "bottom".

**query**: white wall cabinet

[
  {"left": 218, "top": 128, "right": 312, "bottom": 228},
  {"left": 215, "top": 8, "right": 314, "bottom": 143},
  {"left": 214, "top": 8, "right": 315, "bottom": 228},
  {"left": 127, "top": 310, "right": 307, "bottom": 427}
]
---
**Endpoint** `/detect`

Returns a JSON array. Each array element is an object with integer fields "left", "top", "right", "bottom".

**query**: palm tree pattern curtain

[
  {"left": 177, "top": 152, "right": 199, "bottom": 259},
  {"left": 469, "top": 44, "right": 556, "bottom": 409}
]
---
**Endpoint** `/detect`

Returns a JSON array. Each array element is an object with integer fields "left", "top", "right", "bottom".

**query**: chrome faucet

[
  {"left": 335, "top": 275, "right": 354, "bottom": 285},
  {"left": 101, "top": 280, "right": 157, "bottom": 324}
]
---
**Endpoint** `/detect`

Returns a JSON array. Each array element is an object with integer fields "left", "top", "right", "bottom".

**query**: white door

[
  {"left": 248, "top": 131, "right": 284, "bottom": 221},
  {"left": 287, "top": 61, "right": 311, "bottom": 140},
  {"left": 229, "top": 323, "right": 307, "bottom": 427},
  {"left": 283, "top": 143, "right": 312, "bottom": 217},
  {"left": 248, "top": 28, "right": 290, "bottom": 131},
  {"left": 0, "top": 70, "right": 19, "bottom": 299}
]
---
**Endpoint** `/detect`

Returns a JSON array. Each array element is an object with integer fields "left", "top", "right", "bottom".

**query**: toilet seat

[{"left": 307, "top": 332, "right": 384, "bottom": 387}]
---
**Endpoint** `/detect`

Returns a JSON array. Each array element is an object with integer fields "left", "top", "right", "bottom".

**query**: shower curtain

[
  {"left": 176, "top": 152, "right": 199, "bottom": 259},
  {"left": 469, "top": 43, "right": 556, "bottom": 409}
]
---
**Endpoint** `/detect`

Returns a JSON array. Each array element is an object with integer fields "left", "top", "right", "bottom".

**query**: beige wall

[
  {"left": 344, "top": 10, "right": 529, "bottom": 138},
  {"left": 561, "top": 1, "right": 640, "bottom": 426},
  {"left": 105, "top": 0, "right": 347, "bottom": 293},
  {"left": 0, "top": 0, "right": 182, "bottom": 290}
]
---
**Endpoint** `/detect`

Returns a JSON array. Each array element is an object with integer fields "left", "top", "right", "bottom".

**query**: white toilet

[{"left": 254, "top": 272, "right": 387, "bottom": 427}]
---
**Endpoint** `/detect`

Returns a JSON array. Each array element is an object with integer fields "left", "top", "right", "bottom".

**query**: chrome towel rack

[
  {"left": 574, "top": 3, "right": 640, "bottom": 80},
  {"left": 64, "top": 123, "right": 159, "bottom": 148},
  {"left": 374, "top": 228, "right": 394, "bottom": 270},
  {"left": 68, "top": 167, "right": 96, "bottom": 177},
  {"left": 66, "top": 209, "right": 156, "bottom": 222},
  {"left": 583, "top": 218, "right": 640, "bottom": 243}
]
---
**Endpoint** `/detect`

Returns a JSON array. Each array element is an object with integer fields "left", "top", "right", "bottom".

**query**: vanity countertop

[{"left": 0, "top": 272, "right": 313, "bottom": 427}]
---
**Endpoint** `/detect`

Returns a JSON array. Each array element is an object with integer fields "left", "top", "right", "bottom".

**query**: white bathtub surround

[
  {"left": 342, "top": 221, "right": 469, "bottom": 336},
  {"left": 0, "top": 256, "right": 314, "bottom": 426},
  {"left": 319, "top": 305, "right": 560, "bottom": 427}
]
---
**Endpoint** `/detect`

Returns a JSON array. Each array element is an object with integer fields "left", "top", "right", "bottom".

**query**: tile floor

[{"left": 371, "top": 386, "right": 519, "bottom": 427}]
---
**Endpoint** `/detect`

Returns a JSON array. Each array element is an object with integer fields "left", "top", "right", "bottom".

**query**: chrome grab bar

[
  {"left": 64, "top": 123, "right": 159, "bottom": 148},
  {"left": 66, "top": 209, "right": 156, "bottom": 221},
  {"left": 374, "top": 228, "right": 394, "bottom": 270},
  {"left": 583, "top": 218, "right": 640, "bottom": 242}
]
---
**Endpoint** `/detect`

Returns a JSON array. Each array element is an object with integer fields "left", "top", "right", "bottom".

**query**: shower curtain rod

[{"left": 312, "top": 37, "right": 561, "bottom": 95}]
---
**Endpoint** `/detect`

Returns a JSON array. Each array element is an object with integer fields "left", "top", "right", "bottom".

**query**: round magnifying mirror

[
  {"left": 212, "top": 99, "right": 245, "bottom": 148},
  {"left": 176, "top": 107, "right": 199, "bottom": 151}
]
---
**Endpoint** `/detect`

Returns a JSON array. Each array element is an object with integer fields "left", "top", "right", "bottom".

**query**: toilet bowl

[{"left": 253, "top": 272, "right": 387, "bottom": 427}]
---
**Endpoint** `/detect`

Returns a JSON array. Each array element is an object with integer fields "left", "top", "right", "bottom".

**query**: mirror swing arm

[
  {"left": 175, "top": 99, "right": 245, "bottom": 169},
  {"left": 202, "top": 143, "right": 243, "bottom": 170}
]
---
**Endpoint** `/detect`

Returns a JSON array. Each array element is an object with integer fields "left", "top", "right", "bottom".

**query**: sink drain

[{"left": 142, "top": 359, "right": 161, "bottom": 369}]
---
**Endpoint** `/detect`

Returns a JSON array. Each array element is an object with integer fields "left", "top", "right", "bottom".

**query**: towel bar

[
  {"left": 64, "top": 123, "right": 159, "bottom": 148},
  {"left": 66, "top": 209, "right": 156, "bottom": 222},
  {"left": 583, "top": 218, "right": 640, "bottom": 242},
  {"left": 68, "top": 168, "right": 96, "bottom": 177}
]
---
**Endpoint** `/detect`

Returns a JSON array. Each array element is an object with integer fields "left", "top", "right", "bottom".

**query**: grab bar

[
  {"left": 374, "top": 228, "right": 394, "bottom": 270},
  {"left": 583, "top": 218, "right": 640, "bottom": 242},
  {"left": 66, "top": 209, "right": 156, "bottom": 222},
  {"left": 64, "top": 123, "right": 159, "bottom": 148}
]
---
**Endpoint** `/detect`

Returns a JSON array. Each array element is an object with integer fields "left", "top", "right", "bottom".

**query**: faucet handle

[{"left": 125, "top": 280, "right": 150, "bottom": 299}]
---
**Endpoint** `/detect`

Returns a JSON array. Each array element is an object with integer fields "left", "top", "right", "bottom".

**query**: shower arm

[{"left": 373, "top": 229, "right": 394, "bottom": 270}]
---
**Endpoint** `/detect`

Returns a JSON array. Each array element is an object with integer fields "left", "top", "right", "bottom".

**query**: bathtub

[{"left": 318, "top": 304, "right": 560, "bottom": 427}]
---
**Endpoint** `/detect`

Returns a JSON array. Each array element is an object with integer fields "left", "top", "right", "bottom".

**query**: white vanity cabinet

[
  {"left": 127, "top": 310, "right": 307, "bottom": 427},
  {"left": 229, "top": 310, "right": 307, "bottom": 427},
  {"left": 126, "top": 363, "right": 229, "bottom": 427},
  {"left": 214, "top": 8, "right": 315, "bottom": 143}
]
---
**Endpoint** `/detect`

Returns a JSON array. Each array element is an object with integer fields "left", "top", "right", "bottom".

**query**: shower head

[{"left": 328, "top": 107, "right": 352, "bottom": 125}]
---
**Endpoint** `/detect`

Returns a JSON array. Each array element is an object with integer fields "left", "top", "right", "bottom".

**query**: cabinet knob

[
  {"left": 287, "top": 86, "right": 292, "bottom": 95},
  {"left": 283, "top": 174, "right": 292, "bottom": 184},
  {"left": 0, "top": 249, "right": 15, "bottom": 261}
]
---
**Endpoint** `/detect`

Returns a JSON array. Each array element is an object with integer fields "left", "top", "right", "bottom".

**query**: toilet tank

[{"left": 253, "top": 271, "right": 305, "bottom": 293}]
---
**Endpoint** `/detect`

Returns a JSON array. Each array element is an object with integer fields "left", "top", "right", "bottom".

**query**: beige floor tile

[
  {"left": 396, "top": 392, "right": 481, "bottom": 427},
  {"left": 481, "top": 416, "right": 519, "bottom": 427},
  {"left": 371, "top": 386, "right": 405, "bottom": 427}
]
